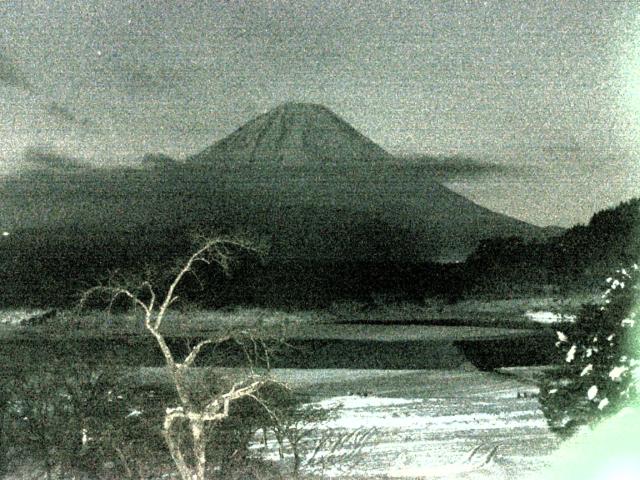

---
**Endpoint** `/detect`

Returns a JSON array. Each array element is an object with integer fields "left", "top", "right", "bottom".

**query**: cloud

[
  {"left": 100, "top": 59, "right": 200, "bottom": 96},
  {"left": 22, "top": 147, "right": 83, "bottom": 171},
  {"left": 43, "top": 101, "right": 94, "bottom": 128},
  {"left": 0, "top": 51, "right": 33, "bottom": 91},
  {"left": 44, "top": 101, "right": 80, "bottom": 124},
  {"left": 1, "top": 52, "right": 94, "bottom": 130},
  {"left": 398, "top": 155, "right": 515, "bottom": 181},
  {"left": 141, "top": 153, "right": 179, "bottom": 168},
  {"left": 542, "top": 143, "right": 583, "bottom": 154},
  {"left": 124, "top": 65, "right": 180, "bottom": 92}
]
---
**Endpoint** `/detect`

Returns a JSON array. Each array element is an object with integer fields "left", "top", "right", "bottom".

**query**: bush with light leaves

[{"left": 539, "top": 265, "right": 639, "bottom": 437}]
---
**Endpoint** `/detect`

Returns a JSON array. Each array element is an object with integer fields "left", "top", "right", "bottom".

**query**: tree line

[
  {"left": 0, "top": 198, "right": 637, "bottom": 307},
  {"left": 462, "top": 198, "right": 640, "bottom": 296}
]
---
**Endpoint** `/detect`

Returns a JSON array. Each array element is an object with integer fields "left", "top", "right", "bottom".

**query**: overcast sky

[{"left": 1, "top": 0, "right": 639, "bottom": 227}]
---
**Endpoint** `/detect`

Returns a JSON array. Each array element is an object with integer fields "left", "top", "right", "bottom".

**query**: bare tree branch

[
  {"left": 163, "top": 408, "right": 191, "bottom": 480},
  {"left": 80, "top": 285, "right": 151, "bottom": 316},
  {"left": 182, "top": 336, "right": 230, "bottom": 368},
  {"left": 203, "top": 379, "right": 269, "bottom": 419},
  {"left": 81, "top": 234, "right": 277, "bottom": 480}
]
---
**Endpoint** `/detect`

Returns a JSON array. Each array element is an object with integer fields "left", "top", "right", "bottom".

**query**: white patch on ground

[
  {"left": 0, "top": 309, "right": 46, "bottom": 325},
  {"left": 314, "top": 395, "right": 420, "bottom": 410},
  {"left": 251, "top": 369, "right": 561, "bottom": 478},
  {"left": 306, "top": 395, "right": 544, "bottom": 431},
  {"left": 525, "top": 310, "right": 576, "bottom": 324}
]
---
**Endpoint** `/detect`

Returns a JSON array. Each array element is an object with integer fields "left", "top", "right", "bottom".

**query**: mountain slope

[
  {"left": 0, "top": 104, "right": 553, "bottom": 271},
  {"left": 187, "top": 102, "right": 549, "bottom": 261}
]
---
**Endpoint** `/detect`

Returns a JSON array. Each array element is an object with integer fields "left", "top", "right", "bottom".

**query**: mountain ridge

[
  {"left": 0, "top": 103, "right": 555, "bottom": 266},
  {"left": 185, "top": 102, "right": 553, "bottom": 261}
]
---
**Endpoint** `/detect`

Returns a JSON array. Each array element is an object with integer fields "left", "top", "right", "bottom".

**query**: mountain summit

[
  {"left": 190, "top": 102, "right": 390, "bottom": 164},
  {"left": 180, "top": 102, "right": 552, "bottom": 261}
]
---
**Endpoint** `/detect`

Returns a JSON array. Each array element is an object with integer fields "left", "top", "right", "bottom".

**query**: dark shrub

[
  {"left": 539, "top": 266, "right": 639, "bottom": 436},
  {"left": 1, "top": 362, "right": 171, "bottom": 477}
]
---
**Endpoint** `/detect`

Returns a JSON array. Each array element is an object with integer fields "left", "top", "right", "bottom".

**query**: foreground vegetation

[
  {"left": 539, "top": 265, "right": 639, "bottom": 436},
  {"left": 0, "top": 361, "right": 317, "bottom": 479}
]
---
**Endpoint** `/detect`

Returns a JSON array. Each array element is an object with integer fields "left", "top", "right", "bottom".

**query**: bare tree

[{"left": 82, "top": 236, "right": 280, "bottom": 480}]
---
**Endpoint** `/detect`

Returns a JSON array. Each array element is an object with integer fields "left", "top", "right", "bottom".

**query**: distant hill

[{"left": 463, "top": 198, "right": 640, "bottom": 295}]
